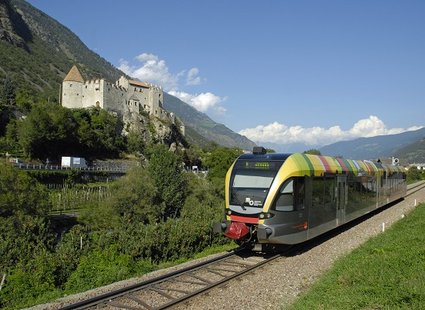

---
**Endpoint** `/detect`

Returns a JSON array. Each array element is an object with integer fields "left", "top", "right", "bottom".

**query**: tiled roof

[
  {"left": 129, "top": 79, "right": 150, "bottom": 88},
  {"left": 64, "top": 65, "right": 84, "bottom": 82}
]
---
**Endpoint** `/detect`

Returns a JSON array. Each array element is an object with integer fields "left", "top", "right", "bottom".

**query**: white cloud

[
  {"left": 169, "top": 90, "right": 227, "bottom": 113},
  {"left": 186, "top": 68, "right": 202, "bottom": 86},
  {"left": 118, "top": 53, "right": 223, "bottom": 113},
  {"left": 119, "top": 53, "right": 179, "bottom": 91},
  {"left": 118, "top": 54, "right": 205, "bottom": 92},
  {"left": 239, "top": 116, "right": 422, "bottom": 146}
]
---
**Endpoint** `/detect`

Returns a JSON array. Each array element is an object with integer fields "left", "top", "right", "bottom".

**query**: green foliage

[
  {"left": 126, "top": 129, "right": 145, "bottom": 154},
  {"left": 406, "top": 166, "right": 424, "bottom": 184},
  {"left": 202, "top": 147, "right": 241, "bottom": 199},
  {"left": 303, "top": 148, "right": 322, "bottom": 155},
  {"left": 289, "top": 204, "right": 425, "bottom": 310},
  {"left": 0, "top": 214, "right": 53, "bottom": 270},
  {"left": 0, "top": 252, "right": 61, "bottom": 309},
  {"left": 0, "top": 76, "right": 17, "bottom": 136},
  {"left": 17, "top": 102, "right": 78, "bottom": 160},
  {"left": 14, "top": 104, "right": 125, "bottom": 160},
  {"left": 51, "top": 225, "right": 91, "bottom": 288},
  {"left": 0, "top": 76, "right": 16, "bottom": 107},
  {"left": 203, "top": 147, "right": 242, "bottom": 179},
  {"left": 148, "top": 144, "right": 188, "bottom": 220},
  {"left": 64, "top": 245, "right": 134, "bottom": 293},
  {"left": 0, "top": 161, "right": 51, "bottom": 217},
  {"left": 106, "top": 166, "right": 158, "bottom": 224}
]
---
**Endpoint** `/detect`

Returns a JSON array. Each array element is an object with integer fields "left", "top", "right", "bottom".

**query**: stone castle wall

[{"left": 61, "top": 66, "right": 185, "bottom": 135}]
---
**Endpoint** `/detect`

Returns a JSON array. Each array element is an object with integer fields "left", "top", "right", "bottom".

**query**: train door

[{"left": 336, "top": 174, "right": 347, "bottom": 226}]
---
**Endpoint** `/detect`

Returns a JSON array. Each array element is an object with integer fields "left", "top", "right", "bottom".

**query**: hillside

[
  {"left": 395, "top": 138, "right": 425, "bottom": 163},
  {"left": 1, "top": 0, "right": 123, "bottom": 99},
  {"left": 319, "top": 127, "right": 425, "bottom": 161},
  {"left": 0, "top": 0, "right": 256, "bottom": 150}
]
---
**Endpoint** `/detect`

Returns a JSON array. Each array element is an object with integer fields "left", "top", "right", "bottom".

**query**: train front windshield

[{"left": 230, "top": 160, "right": 284, "bottom": 208}]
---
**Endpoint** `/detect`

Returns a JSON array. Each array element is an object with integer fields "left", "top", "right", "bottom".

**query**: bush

[
  {"left": 65, "top": 245, "right": 134, "bottom": 293},
  {"left": 0, "top": 252, "right": 60, "bottom": 309}
]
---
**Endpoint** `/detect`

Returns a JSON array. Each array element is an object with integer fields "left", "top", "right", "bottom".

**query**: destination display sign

[{"left": 235, "top": 160, "right": 283, "bottom": 171}]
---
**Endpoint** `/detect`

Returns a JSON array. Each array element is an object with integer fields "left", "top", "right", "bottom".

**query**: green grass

[{"left": 288, "top": 204, "right": 425, "bottom": 310}]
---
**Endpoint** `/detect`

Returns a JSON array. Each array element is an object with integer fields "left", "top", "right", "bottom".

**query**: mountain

[
  {"left": 0, "top": 0, "right": 255, "bottom": 150},
  {"left": 319, "top": 127, "right": 425, "bottom": 161},
  {"left": 394, "top": 138, "right": 425, "bottom": 163},
  {"left": 163, "top": 93, "right": 256, "bottom": 150}
]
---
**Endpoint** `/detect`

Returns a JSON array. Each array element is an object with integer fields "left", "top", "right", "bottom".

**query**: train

[{"left": 214, "top": 147, "right": 406, "bottom": 251}]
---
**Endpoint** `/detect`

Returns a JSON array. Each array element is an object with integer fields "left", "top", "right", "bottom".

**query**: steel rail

[
  {"left": 406, "top": 180, "right": 425, "bottom": 196},
  {"left": 58, "top": 250, "right": 238, "bottom": 310},
  {"left": 58, "top": 248, "right": 287, "bottom": 310}
]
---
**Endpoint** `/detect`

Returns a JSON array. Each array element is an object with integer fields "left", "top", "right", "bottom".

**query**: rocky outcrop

[{"left": 0, "top": 0, "right": 32, "bottom": 49}]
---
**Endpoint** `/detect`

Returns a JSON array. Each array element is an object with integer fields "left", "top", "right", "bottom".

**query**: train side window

[{"left": 274, "top": 179, "right": 294, "bottom": 211}]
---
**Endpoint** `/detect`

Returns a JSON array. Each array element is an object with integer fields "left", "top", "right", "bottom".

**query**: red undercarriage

[{"left": 224, "top": 221, "right": 250, "bottom": 240}]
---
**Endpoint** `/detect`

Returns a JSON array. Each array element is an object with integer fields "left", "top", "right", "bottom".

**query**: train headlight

[
  {"left": 259, "top": 212, "right": 273, "bottom": 219},
  {"left": 226, "top": 209, "right": 232, "bottom": 216}
]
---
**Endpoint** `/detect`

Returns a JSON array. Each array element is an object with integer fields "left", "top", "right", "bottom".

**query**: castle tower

[{"left": 62, "top": 65, "right": 84, "bottom": 108}]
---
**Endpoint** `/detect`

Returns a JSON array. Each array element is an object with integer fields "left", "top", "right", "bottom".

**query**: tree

[
  {"left": 0, "top": 161, "right": 53, "bottom": 270},
  {"left": 0, "top": 161, "right": 51, "bottom": 217},
  {"left": 106, "top": 167, "right": 158, "bottom": 225},
  {"left": 17, "top": 102, "right": 78, "bottom": 160},
  {"left": 148, "top": 144, "right": 188, "bottom": 220},
  {"left": 73, "top": 107, "right": 125, "bottom": 158},
  {"left": 0, "top": 76, "right": 17, "bottom": 136},
  {"left": 203, "top": 147, "right": 242, "bottom": 179},
  {"left": 303, "top": 149, "right": 321, "bottom": 155},
  {"left": 126, "top": 129, "right": 145, "bottom": 155},
  {"left": 0, "top": 76, "right": 16, "bottom": 107}
]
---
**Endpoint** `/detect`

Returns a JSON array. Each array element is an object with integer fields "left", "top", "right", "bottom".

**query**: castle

[{"left": 60, "top": 65, "right": 184, "bottom": 135}]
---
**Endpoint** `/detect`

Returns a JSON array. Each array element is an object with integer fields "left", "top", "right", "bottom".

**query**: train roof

[
  {"left": 238, "top": 153, "right": 292, "bottom": 161},
  {"left": 239, "top": 152, "right": 405, "bottom": 177}
]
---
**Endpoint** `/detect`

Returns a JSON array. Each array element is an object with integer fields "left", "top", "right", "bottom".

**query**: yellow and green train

[{"left": 215, "top": 147, "right": 406, "bottom": 250}]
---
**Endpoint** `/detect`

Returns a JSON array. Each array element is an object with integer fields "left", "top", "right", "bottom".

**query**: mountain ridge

[{"left": 319, "top": 127, "right": 425, "bottom": 161}]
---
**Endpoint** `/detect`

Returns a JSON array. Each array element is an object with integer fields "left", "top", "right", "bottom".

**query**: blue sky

[{"left": 27, "top": 0, "right": 425, "bottom": 149}]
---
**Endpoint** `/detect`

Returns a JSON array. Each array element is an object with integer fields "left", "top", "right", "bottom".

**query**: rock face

[
  {"left": 124, "top": 108, "right": 186, "bottom": 151},
  {"left": 0, "top": 0, "right": 32, "bottom": 49}
]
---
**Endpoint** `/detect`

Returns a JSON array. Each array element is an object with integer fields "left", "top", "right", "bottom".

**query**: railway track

[
  {"left": 59, "top": 181, "right": 425, "bottom": 310},
  {"left": 406, "top": 180, "right": 425, "bottom": 196},
  {"left": 58, "top": 248, "right": 290, "bottom": 310}
]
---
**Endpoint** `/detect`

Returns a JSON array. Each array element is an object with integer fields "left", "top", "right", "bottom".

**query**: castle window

[
  {"left": 69, "top": 84, "right": 72, "bottom": 87},
  {"left": 96, "top": 101, "right": 100, "bottom": 108}
]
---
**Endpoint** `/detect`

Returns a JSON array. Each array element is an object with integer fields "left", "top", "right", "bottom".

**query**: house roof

[
  {"left": 64, "top": 65, "right": 84, "bottom": 83},
  {"left": 129, "top": 79, "right": 150, "bottom": 88}
]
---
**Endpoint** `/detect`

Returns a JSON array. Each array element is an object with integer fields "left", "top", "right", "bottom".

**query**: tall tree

[
  {"left": 0, "top": 76, "right": 16, "bottom": 107},
  {"left": 0, "top": 76, "right": 17, "bottom": 136},
  {"left": 148, "top": 144, "right": 188, "bottom": 220}
]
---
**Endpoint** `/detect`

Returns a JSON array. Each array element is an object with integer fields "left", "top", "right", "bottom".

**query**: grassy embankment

[{"left": 288, "top": 203, "right": 425, "bottom": 310}]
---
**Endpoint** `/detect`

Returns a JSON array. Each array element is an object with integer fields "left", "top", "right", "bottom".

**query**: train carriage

[{"left": 215, "top": 147, "right": 406, "bottom": 250}]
